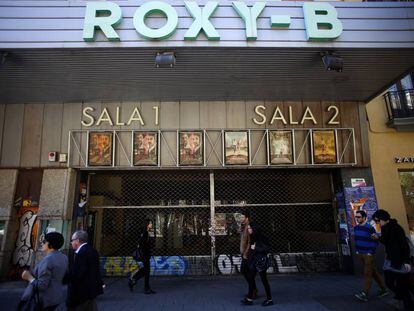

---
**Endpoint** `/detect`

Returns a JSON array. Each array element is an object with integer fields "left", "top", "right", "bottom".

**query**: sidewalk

[{"left": 0, "top": 274, "right": 396, "bottom": 311}]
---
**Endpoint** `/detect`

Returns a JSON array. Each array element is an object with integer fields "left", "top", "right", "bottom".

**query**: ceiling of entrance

[{"left": 0, "top": 47, "right": 413, "bottom": 104}]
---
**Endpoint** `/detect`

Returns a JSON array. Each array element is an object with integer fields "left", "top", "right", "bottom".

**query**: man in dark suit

[{"left": 67, "top": 230, "right": 103, "bottom": 311}]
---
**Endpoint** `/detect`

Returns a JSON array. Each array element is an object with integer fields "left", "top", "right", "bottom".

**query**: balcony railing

[{"left": 383, "top": 89, "right": 414, "bottom": 131}]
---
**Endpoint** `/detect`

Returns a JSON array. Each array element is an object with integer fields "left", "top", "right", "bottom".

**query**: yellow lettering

[
  {"left": 153, "top": 106, "right": 159, "bottom": 126},
  {"left": 81, "top": 107, "right": 95, "bottom": 127},
  {"left": 300, "top": 106, "right": 317, "bottom": 125},
  {"left": 115, "top": 107, "right": 125, "bottom": 126},
  {"left": 270, "top": 107, "right": 287, "bottom": 125},
  {"left": 253, "top": 105, "right": 266, "bottom": 125},
  {"left": 96, "top": 108, "right": 114, "bottom": 126},
  {"left": 127, "top": 107, "right": 145, "bottom": 126},
  {"left": 288, "top": 106, "right": 299, "bottom": 125}
]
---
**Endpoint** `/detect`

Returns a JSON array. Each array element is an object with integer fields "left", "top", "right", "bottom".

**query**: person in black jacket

[
  {"left": 67, "top": 230, "right": 103, "bottom": 311},
  {"left": 128, "top": 219, "right": 156, "bottom": 294},
  {"left": 241, "top": 222, "right": 273, "bottom": 307},
  {"left": 371, "top": 209, "right": 413, "bottom": 310}
]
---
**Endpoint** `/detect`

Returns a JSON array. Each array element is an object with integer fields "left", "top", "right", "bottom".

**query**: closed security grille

[{"left": 87, "top": 169, "right": 339, "bottom": 276}]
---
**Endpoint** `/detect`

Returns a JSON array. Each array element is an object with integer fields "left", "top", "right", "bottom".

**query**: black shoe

[
  {"left": 245, "top": 289, "right": 258, "bottom": 300},
  {"left": 128, "top": 279, "right": 134, "bottom": 292},
  {"left": 241, "top": 298, "right": 253, "bottom": 305},
  {"left": 252, "top": 289, "right": 258, "bottom": 299},
  {"left": 262, "top": 300, "right": 274, "bottom": 307},
  {"left": 145, "top": 289, "right": 156, "bottom": 294}
]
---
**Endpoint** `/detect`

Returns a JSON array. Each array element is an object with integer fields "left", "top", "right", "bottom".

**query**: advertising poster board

[{"left": 344, "top": 186, "right": 379, "bottom": 237}]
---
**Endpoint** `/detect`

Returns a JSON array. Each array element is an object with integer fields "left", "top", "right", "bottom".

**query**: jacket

[
  {"left": 22, "top": 251, "right": 68, "bottom": 307},
  {"left": 379, "top": 219, "right": 410, "bottom": 269},
  {"left": 139, "top": 230, "right": 151, "bottom": 258},
  {"left": 66, "top": 243, "right": 103, "bottom": 307},
  {"left": 240, "top": 223, "right": 250, "bottom": 260}
]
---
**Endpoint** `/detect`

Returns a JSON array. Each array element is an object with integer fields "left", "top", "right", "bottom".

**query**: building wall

[
  {"left": 0, "top": 101, "right": 369, "bottom": 169},
  {"left": 1, "top": 1, "right": 414, "bottom": 49},
  {"left": 366, "top": 96, "right": 414, "bottom": 231}
]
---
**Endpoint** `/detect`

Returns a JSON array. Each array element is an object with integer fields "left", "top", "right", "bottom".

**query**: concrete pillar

[
  {"left": 36, "top": 168, "right": 77, "bottom": 263},
  {"left": 0, "top": 169, "right": 18, "bottom": 280}
]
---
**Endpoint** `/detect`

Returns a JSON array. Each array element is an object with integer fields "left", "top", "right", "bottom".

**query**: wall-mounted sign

[
  {"left": 395, "top": 156, "right": 414, "bottom": 163},
  {"left": 81, "top": 105, "right": 340, "bottom": 127},
  {"left": 83, "top": 1, "right": 343, "bottom": 42},
  {"left": 351, "top": 178, "right": 366, "bottom": 187}
]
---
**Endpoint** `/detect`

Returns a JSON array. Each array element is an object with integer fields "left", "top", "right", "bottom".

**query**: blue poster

[
  {"left": 336, "top": 192, "right": 351, "bottom": 256},
  {"left": 344, "top": 186, "right": 379, "bottom": 236}
]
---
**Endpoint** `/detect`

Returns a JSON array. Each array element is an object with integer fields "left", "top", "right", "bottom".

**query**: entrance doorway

[{"left": 86, "top": 169, "right": 340, "bottom": 276}]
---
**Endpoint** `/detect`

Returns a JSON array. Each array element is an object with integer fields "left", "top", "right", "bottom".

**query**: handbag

[
  {"left": 132, "top": 244, "right": 144, "bottom": 262},
  {"left": 17, "top": 283, "right": 43, "bottom": 311}
]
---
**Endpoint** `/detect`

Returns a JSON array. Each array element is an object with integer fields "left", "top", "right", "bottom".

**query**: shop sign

[
  {"left": 83, "top": 1, "right": 343, "bottom": 42},
  {"left": 395, "top": 156, "right": 414, "bottom": 163},
  {"left": 81, "top": 104, "right": 340, "bottom": 127}
]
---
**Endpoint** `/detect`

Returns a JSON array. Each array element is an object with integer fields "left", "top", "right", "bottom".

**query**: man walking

[
  {"left": 353, "top": 210, "right": 388, "bottom": 302},
  {"left": 240, "top": 211, "right": 257, "bottom": 300},
  {"left": 67, "top": 230, "right": 103, "bottom": 311}
]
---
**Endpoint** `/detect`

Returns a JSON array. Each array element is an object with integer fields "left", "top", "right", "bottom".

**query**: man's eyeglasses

[
  {"left": 355, "top": 216, "right": 362, "bottom": 219},
  {"left": 70, "top": 238, "right": 78, "bottom": 242},
  {"left": 374, "top": 219, "right": 380, "bottom": 223}
]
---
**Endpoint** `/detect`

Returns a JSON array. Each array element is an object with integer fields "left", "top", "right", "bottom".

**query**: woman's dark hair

[
  {"left": 44, "top": 232, "right": 64, "bottom": 250},
  {"left": 372, "top": 209, "right": 391, "bottom": 221},
  {"left": 248, "top": 221, "right": 269, "bottom": 247},
  {"left": 248, "top": 221, "right": 261, "bottom": 241},
  {"left": 142, "top": 218, "right": 152, "bottom": 231},
  {"left": 242, "top": 211, "right": 251, "bottom": 219}
]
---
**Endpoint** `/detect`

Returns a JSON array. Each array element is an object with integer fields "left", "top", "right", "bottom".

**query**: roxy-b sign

[{"left": 83, "top": 1, "right": 343, "bottom": 42}]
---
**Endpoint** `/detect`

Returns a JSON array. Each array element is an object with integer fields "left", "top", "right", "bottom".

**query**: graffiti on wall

[
  {"left": 101, "top": 256, "right": 190, "bottom": 277},
  {"left": 9, "top": 206, "right": 39, "bottom": 278},
  {"left": 215, "top": 252, "right": 338, "bottom": 275},
  {"left": 100, "top": 252, "right": 338, "bottom": 277}
]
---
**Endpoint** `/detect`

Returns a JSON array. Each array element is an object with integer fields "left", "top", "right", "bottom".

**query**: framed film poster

[
  {"left": 269, "top": 130, "right": 293, "bottom": 164},
  {"left": 179, "top": 131, "right": 203, "bottom": 165},
  {"left": 88, "top": 132, "right": 113, "bottom": 166},
  {"left": 224, "top": 131, "right": 249, "bottom": 165},
  {"left": 133, "top": 131, "right": 158, "bottom": 166},
  {"left": 312, "top": 130, "right": 337, "bottom": 164}
]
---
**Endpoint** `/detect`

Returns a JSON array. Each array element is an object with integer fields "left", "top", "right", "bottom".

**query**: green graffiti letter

[
  {"left": 303, "top": 3, "right": 343, "bottom": 41},
  {"left": 83, "top": 2, "right": 122, "bottom": 42},
  {"left": 232, "top": 1, "right": 266, "bottom": 41},
  {"left": 184, "top": 1, "right": 220, "bottom": 41},
  {"left": 133, "top": 1, "right": 178, "bottom": 40}
]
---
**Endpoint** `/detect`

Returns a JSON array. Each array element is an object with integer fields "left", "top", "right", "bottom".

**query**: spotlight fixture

[
  {"left": 155, "top": 52, "right": 175, "bottom": 68},
  {"left": 321, "top": 52, "right": 343, "bottom": 72},
  {"left": 0, "top": 52, "right": 8, "bottom": 65}
]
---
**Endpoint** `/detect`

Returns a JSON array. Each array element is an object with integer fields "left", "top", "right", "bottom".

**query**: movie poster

[
  {"left": 133, "top": 131, "right": 158, "bottom": 166},
  {"left": 344, "top": 186, "right": 379, "bottom": 236},
  {"left": 88, "top": 132, "right": 113, "bottom": 166},
  {"left": 179, "top": 131, "right": 203, "bottom": 165},
  {"left": 224, "top": 131, "right": 249, "bottom": 165},
  {"left": 312, "top": 130, "right": 337, "bottom": 164},
  {"left": 269, "top": 130, "right": 293, "bottom": 164}
]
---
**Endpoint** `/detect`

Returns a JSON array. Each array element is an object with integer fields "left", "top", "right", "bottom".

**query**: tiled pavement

[{"left": 0, "top": 274, "right": 398, "bottom": 311}]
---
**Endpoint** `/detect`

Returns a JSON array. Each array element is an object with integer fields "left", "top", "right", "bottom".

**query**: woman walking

[
  {"left": 19, "top": 232, "right": 68, "bottom": 311},
  {"left": 128, "top": 218, "right": 156, "bottom": 294},
  {"left": 371, "top": 210, "right": 413, "bottom": 310},
  {"left": 241, "top": 222, "right": 273, "bottom": 307}
]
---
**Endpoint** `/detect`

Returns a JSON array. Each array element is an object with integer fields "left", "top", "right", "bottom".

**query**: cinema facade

[{"left": 0, "top": 0, "right": 413, "bottom": 279}]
